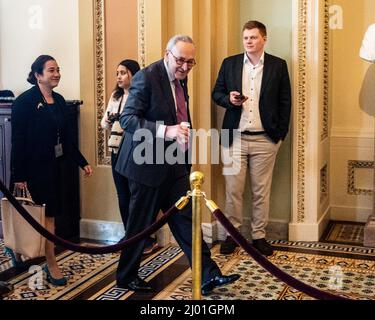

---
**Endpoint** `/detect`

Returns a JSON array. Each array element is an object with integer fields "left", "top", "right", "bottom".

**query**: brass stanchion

[{"left": 190, "top": 171, "right": 204, "bottom": 300}]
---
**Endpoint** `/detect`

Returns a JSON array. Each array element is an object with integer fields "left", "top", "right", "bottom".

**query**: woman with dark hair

[
  {"left": 100, "top": 59, "right": 157, "bottom": 254},
  {"left": 8, "top": 55, "right": 92, "bottom": 286}
]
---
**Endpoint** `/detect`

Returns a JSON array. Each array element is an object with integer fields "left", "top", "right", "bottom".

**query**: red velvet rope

[
  {"left": 0, "top": 178, "right": 179, "bottom": 254},
  {"left": 212, "top": 208, "right": 351, "bottom": 300}
]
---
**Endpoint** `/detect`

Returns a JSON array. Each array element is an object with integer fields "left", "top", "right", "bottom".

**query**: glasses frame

[{"left": 168, "top": 51, "right": 196, "bottom": 68}]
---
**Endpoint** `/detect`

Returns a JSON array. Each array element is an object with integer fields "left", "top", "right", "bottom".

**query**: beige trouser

[{"left": 221, "top": 134, "right": 281, "bottom": 240}]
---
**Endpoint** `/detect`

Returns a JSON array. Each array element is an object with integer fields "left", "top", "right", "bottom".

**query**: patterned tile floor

[
  {"left": 1, "top": 221, "right": 375, "bottom": 300},
  {"left": 154, "top": 246, "right": 375, "bottom": 300},
  {"left": 0, "top": 240, "right": 183, "bottom": 300},
  {"left": 321, "top": 221, "right": 365, "bottom": 246}
]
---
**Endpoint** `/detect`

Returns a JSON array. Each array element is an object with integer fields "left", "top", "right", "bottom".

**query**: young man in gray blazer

[{"left": 212, "top": 21, "right": 291, "bottom": 256}]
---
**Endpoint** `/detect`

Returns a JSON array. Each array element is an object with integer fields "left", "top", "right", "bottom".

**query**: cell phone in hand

[{"left": 235, "top": 94, "right": 245, "bottom": 100}]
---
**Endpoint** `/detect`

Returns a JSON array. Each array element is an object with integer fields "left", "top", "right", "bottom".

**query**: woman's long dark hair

[{"left": 27, "top": 55, "right": 56, "bottom": 85}]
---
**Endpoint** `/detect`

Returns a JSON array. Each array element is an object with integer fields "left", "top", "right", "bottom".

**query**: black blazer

[
  {"left": 11, "top": 86, "right": 88, "bottom": 185},
  {"left": 115, "top": 59, "right": 191, "bottom": 187},
  {"left": 212, "top": 52, "right": 291, "bottom": 146}
]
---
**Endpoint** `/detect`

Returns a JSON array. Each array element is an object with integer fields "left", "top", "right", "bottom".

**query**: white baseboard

[
  {"left": 266, "top": 219, "right": 289, "bottom": 240},
  {"left": 202, "top": 218, "right": 289, "bottom": 243},
  {"left": 202, "top": 221, "right": 219, "bottom": 243},
  {"left": 79, "top": 217, "right": 292, "bottom": 245},
  {"left": 79, "top": 218, "right": 173, "bottom": 246},
  {"left": 80, "top": 219, "right": 125, "bottom": 242},
  {"left": 289, "top": 208, "right": 330, "bottom": 241},
  {"left": 330, "top": 206, "right": 372, "bottom": 223}
]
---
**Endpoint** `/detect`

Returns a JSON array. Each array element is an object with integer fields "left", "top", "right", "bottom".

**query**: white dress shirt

[
  {"left": 360, "top": 24, "right": 375, "bottom": 62},
  {"left": 239, "top": 52, "right": 265, "bottom": 132}
]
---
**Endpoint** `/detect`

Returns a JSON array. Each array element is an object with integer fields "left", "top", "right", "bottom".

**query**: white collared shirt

[
  {"left": 360, "top": 24, "right": 375, "bottom": 62},
  {"left": 239, "top": 52, "right": 265, "bottom": 132}
]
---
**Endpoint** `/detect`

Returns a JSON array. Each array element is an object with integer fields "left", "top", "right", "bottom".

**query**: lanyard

[{"left": 38, "top": 86, "right": 64, "bottom": 142}]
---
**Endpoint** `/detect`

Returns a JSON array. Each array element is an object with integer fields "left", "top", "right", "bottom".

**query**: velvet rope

[
  {"left": 0, "top": 179, "right": 180, "bottom": 255},
  {"left": 211, "top": 208, "right": 351, "bottom": 300}
]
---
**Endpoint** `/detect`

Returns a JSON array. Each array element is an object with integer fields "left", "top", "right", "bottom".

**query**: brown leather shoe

[
  {"left": 220, "top": 236, "right": 239, "bottom": 254},
  {"left": 252, "top": 238, "right": 274, "bottom": 256}
]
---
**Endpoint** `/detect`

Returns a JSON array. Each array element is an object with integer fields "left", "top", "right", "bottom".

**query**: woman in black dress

[{"left": 9, "top": 55, "right": 92, "bottom": 286}]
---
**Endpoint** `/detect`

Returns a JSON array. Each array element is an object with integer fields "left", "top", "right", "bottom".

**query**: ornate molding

[
  {"left": 94, "top": 0, "right": 145, "bottom": 165},
  {"left": 296, "top": 0, "right": 330, "bottom": 222},
  {"left": 321, "top": 0, "right": 329, "bottom": 141},
  {"left": 138, "top": 0, "right": 146, "bottom": 68},
  {"left": 320, "top": 164, "right": 328, "bottom": 203},
  {"left": 296, "top": 0, "right": 308, "bottom": 223},
  {"left": 347, "top": 160, "right": 374, "bottom": 196},
  {"left": 94, "top": 0, "right": 109, "bottom": 165}
]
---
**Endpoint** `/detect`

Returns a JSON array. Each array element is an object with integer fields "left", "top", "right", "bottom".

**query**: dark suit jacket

[
  {"left": 212, "top": 52, "right": 291, "bottom": 146},
  {"left": 11, "top": 86, "right": 88, "bottom": 208},
  {"left": 115, "top": 59, "right": 191, "bottom": 187}
]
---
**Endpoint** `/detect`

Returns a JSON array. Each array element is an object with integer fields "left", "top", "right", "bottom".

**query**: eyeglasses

[{"left": 168, "top": 51, "right": 196, "bottom": 68}]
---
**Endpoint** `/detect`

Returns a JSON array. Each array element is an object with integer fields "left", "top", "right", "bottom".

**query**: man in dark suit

[
  {"left": 212, "top": 21, "right": 291, "bottom": 256},
  {"left": 115, "top": 35, "right": 239, "bottom": 295}
]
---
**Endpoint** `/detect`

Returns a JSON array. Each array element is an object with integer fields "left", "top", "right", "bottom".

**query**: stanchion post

[{"left": 190, "top": 171, "right": 204, "bottom": 300}]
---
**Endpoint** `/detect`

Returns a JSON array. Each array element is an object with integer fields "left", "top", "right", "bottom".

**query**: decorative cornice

[{"left": 296, "top": 0, "right": 308, "bottom": 223}]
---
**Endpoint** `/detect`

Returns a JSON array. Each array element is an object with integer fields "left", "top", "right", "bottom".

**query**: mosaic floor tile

[
  {"left": 323, "top": 221, "right": 364, "bottom": 245},
  {"left": 154, "top": 246, "right": 375, "bottom": 300}
]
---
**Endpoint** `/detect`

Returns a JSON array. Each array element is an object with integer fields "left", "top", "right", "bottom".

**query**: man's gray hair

[{"left": 166, "top": 35, "right": 195, "bottom": 51}]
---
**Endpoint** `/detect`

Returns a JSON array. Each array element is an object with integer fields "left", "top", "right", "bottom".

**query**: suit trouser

[
  {"left": 222, "top": 134, "right": 281, "bottom": 240},
  {"left": 111, "top": 152, "right": 131, "bottom": 228},
  {"left": 116, "top": 167, "right": 221, "bottom": 285}
]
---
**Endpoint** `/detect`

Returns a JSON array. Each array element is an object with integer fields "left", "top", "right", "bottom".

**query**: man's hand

[
  {"left": 14, "top": 182, "right": 27, "bottom": 190},
  {"left": 229, "top": 91, "right": 248, "bottom": 106},
  {"left": 165, "top": 124, "right": 190, "bottom": 145}
]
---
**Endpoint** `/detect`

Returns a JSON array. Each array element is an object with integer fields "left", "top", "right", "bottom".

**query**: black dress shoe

[
  {"left": 201, "top": 274, "right": 240, "bottom": 295},
  {"left": 0, "top": 281, "right": 13, "bottom": 299},
  {"left": 252, "top": 238, "right": 274, "bottom": 256},
  {"left": 220, "top": 236, "right": 239, "bottom": 254},
  {"left": 118, "top": 277, "right": 153, "bottom": 292}
]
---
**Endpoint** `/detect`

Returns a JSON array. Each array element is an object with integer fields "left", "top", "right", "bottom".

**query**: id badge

[{"left": 55, "top": 143, "right": 63, "bottom": 158}]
